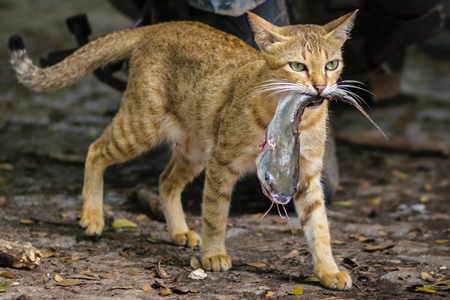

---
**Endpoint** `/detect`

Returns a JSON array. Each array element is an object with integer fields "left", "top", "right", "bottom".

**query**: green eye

[
  {"left": 325, "top": 60, "right": 339, "bottom": 71},
  {"left": 289, "top": 62, "right": 306, "bottom": 72}
]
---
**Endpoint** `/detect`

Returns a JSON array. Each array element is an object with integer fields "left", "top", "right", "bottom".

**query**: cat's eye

[
  {"left": 325, "top": 60, "right": 339, "bottom": 71},
  {"left": 289, "top": 62, "right": 306, "bottom": 72}
]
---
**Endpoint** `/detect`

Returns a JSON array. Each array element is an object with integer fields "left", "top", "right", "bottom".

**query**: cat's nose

[{"left": 313, "top": 85, "right": 326, "bottom": 94}]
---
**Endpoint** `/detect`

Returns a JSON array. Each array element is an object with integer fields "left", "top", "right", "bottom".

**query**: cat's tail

[{"left": 8, "top": 29, "right": 142, "bottom": 92}]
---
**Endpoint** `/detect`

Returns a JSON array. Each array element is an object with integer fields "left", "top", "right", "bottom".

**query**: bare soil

[{"left": 0, "top": 1, "right": 449, "bottom": 299}]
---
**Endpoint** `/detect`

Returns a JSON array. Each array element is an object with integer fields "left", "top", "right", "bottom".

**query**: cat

[{"left": 9, "top": 10, "right": 359, "bottom": 290}]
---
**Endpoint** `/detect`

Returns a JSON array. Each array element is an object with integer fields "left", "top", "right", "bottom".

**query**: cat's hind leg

[
  {"left": 159, "top": 150, "right": 205, "bottom": 247},
  {"left": 80, "top": 92, "right": 161, "bottom": 235}
]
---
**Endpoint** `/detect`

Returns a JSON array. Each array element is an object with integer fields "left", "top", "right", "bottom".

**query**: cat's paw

[
  {"left": 171, "top": 230, "right": 202, "bottom": 247},
  {"left": 202, "top": 254, "right": 232, "bottom": 272},
  {"left": 79, "top": 207, "right": 104, "bottom": 235},
  {"left": 320, "top": 271, "right": 352, "bottom": 290}
]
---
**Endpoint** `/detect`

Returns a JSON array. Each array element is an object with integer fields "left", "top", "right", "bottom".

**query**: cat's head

[{"left": 248, "top": 10, "right": 358, "bottom": 99}]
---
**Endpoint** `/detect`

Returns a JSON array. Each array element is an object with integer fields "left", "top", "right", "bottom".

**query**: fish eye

[{"left": 265, "top": 173, "right": 273, "bottom": 185}]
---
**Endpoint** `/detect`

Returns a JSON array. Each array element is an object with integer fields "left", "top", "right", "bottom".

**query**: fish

[{"left": 255, "top": 91, "right": 385, "bottom": 208}]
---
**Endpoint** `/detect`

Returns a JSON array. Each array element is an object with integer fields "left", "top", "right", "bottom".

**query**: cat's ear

[
  {"left": 247, "top": 11, "right": 288, "bottom": 52},
  {"left": 324, "top": 9, "right": 358, "bottom": 44}
]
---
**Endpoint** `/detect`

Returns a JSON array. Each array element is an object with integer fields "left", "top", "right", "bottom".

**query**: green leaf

[
  {"left": 112, "top": 218, "right": 137, "bottom": 231},
  {"left": 147, "top": 237, "right": 159, "bottom": 244},
  {"left": 0, "top": 283, "right": 8, "bottom": 289},
  {"left": 415, "top": 286, "right": 436, "bottom": 293},
  {"left": 288, "top": 286, "right": 303, "bottom": 295},
  {"left": 303, "top": 276, "right": 320, "bottom": 283}
]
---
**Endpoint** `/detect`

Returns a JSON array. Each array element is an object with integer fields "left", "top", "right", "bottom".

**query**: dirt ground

[{"left": 1, "top": 1, "right": 449, "bottom": 299}]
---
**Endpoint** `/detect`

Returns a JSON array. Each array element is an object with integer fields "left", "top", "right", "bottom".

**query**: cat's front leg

[
  {"left": 295, "top": 179, "right": 352, "bottom": 290},
  {"left": 201, "top": 159, "right": 238, "bottom": 271}
]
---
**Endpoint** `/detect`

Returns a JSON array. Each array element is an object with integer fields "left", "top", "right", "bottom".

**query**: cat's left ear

[
  {"left": 324, "top": 9, "right": 358, "bottom": 44},
  {"left": 247, "top": 11, "right": 288, "bottom": 53}
]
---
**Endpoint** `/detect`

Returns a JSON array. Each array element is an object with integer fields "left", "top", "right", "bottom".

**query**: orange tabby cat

[{"left": 9, "top": 10, "right": 358, "bottom": 289}]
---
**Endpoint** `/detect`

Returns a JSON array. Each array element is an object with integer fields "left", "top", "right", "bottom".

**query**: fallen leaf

[
  {"left": 54, "top": 274, "right": 64, "bottom": 282},
  {"left": 87, "top": 247, "right": 107, "bottom": 252},
  {"left": 0, "top": 177, "right": 8, "bottom": 186},
  {"left": 265, "top": 291, "right": 274, "bottom": 297},
  {"left": 136, "top": 214, "right": 147, "bottom": 221},
  {"left": 103, "top": 204, "right": 112, "bottom": 211},
  {"left": 256, "top": 232, "right": 263, "bottom": 237},
  {"left": 243, "top": 262, "right": 266, "bottom": 268},
  {"left": 142, "top": 283, "right": 152, "bottom": 291},
  {"left": 79, "top": 269, "right": 91, "bottom": 275},
  {"left": 56, "top": 279, "right": 82, "bottom": 286},
  {"left": 160, "top": 287, "right": 172, "bottom": 296},
  {"left": 119, "top": 250, "right": 132, "bottom": 258},
  {"left": 128, "top": 270, "right": 139, "bottom": 276},
  {"left": 288, "top": 286, "right": 303, "bottom": 295},
  {"left": 359, "top": 182, "right": 370, "bottom": 189},
  {"left": 188, "top": 269, "right": 207, "bottom": 280},
  {"left": 367, "top": 197, "right": 381, "bottom": 205},
  {"left": 20, "top": 219, "right": 34, "bottom": 225},
  {"left": 281, "top": 250, "right": 298, "bottom": 259},
  {"left": 331, "top": 239, "right": 346, "bottom": 245},
  {"left": 424, "top": 184, "right": 432, "bottom": 191},
  {"left": 421, "top": 272, "right": 435, "bottom": 282},
  {"left": 67, "top": 274, "right": 99, "bottom": 281},
  {"left": 259, "top": 286, "right": 271, "bottom": 291},
  {"left": 396, "top": 266, "right": 416, "bottom": 271},
  {"left": 303, "top": 276, "right": 320, "bottom": 283},
  {"left": 419, "top": 195, "right": 429, "bottom": 203},
  {"left": 0, "top": 163, "right": 14, "bottom": 171},
  {"left": 147, "top": 237, "right": 159, "bottom": 244},
  {"left": 249, "top": 213, "right": 264, "bottom": 218},
  {"left": 363, "top": 240, "right": 395, "bottom": 252},
  {"left": 42, "top": 247, "right": 58, "bottom": 258},
  {"left": 392, "top": 170, "right": 408, "bottom": 180},
  {"left": 190, "top": 256, "right": 202, "bottom": 270},
  {"left": 435, "top": 239, "right": 449, "bottom": 245},
  {"left": 0, "top": 272, "right": 15, "bottom": 279},
  {"left": 112, "top": 218, "right": 137, "bottom": 231},
  {"left": 271, "top": 217, "right": 286, "bottom": 225},
  {"left": 30, "top": 231, "right": 47, "bottom": 237},
  {"left": 0, "top": 283, "right": 8, "bottom": 289},
  {"left": 60, "top": 213, "right": 68, "bottom": 219},
  {"left": 415, "top": 286, "right": 435, "bottom": 293},
  {"left": 0, "top": 196, "right": 7, "bottom": 206},
  {"left": 99, "top": 273, "right": 115, "bottom": 280},
  {"left": 332, "top": 200, "right": 353, "bottom": 207},
  {"left": 157, "top": 259, "right": 169, "bottom": 279},
  {"left": 342, "top": 257, "right": 359, "bottom": 268},
  {"left": 108, "top": 286, "right": 133, "bottom": 290},
  {"left": 378, "top": 231, "right": 387, "bottom": 236}
]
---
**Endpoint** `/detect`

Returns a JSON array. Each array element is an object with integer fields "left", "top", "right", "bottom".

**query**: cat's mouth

[{"left": 306, "top": 97, "right": 325, "bottom": 107}]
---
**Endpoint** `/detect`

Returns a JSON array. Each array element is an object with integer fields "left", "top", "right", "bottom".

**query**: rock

[
  {"left": 391, "top": 240, "right": 429, "bottom": 256},
  {"left": 381, "top": 270, "right": 423, "bottom": 285}
]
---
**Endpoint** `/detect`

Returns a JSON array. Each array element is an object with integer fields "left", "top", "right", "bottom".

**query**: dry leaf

[
  {"left": 142, "top": 283, "right": 152, "bottom": 291},
  {"left": 99, "top": 273, "right": 115, "bottom": 280},
  {"left": 392, "top": 170, "right": 408, "bottom": 180},
  {"left": 265, "top": 291, "right": 274, "bottom": 297},
  {"left": 243, "top": 262, "right": 266, "bottom": 268},
  {"left": 367, "top": 197, "right": 381, "bottom": 205},
  {"left": 128, "top": 270, "right": 139, "bottom": 276},
  {"left": 190, "top": 256, "right": 202, "bottom": 270},
  {"left": 56, "top": 279, "right": 82, "bottom": 286},
  {"left": 157, "top": 259, "right": 169, "bottom": 279},
  {"left": 87, "top": 247, "right": 107, "bottom": 252},
  {"left": 364, "top": 240, "right": 395, "bottom": 252},
  {"left": 288, "top": 286, "right": 303, "bottom": 295},
  {"left": 79, "top": 269, "right": 91, "bottom": 275},
  {"left": 30, "top": 231, "right": 47, "bottom": 237},
  {"left": 419, "top": 195, "right": 429, "bottom": 203},
  {"left": 249, "top": 213, "right": 264, "bottom": 218},
  {"left": 20, "top": 219, "right": 34, "bottom": 225},
  {"left": 424, "top": 184, "right": 432, "bottom": 191},
  {"left": 188, "top": 269, "right": 207, "bottom": 280},
  {"left": 271, "top": 217, "right": 286, "bottom": 225},
  {"left": 435, "top": 239, "right": 449, "bottom": 245},
  {"left": 256, "top": 232, "right": 263, "bottom": 237},
  {"left": 331, "top": 239, "right": 346, "bottom": 245},
  {"left": 112, "top": 218, "right": 137, "bottom": 231},
  {"left": 0, "top": 272, "right": 16, "bottom": 279},
  {"left": 60, "top": 213, "right": 68, "bottom": 219},
  {"left": 421, "top": 272, "right": 435, "bottom": 282},
  {"left": 54, "top": 274, "right": 64, "bottom": 282},
  {"left": 108, "top": 286, "right": 133, "bottom": 290},
  {"left": 332, "top": 200, "right": 353, "bottom": 207},
  {"left": 159, "top": 287, "right": 172, "bottom": 296},
  {"left": 103, "top": 204, "right": 111, "bottom": 211},
  {"left": 67, "top": 274, "right": 99, "bottom": 281},
  {"left": 0, "top": 163, "right": 14, "bottom": 171},
  {"left": 359, "top": 182, "right": 370, "bottom": 189},
  {"left": 281, "top": 250, "right": 298, "bottom": 259},
  {"left": 136, "top": 214, "right": 147, "bottom": 221},
  {"left": 396, "top": 266, "right": 416, "bottom": 271},
  {"left": 42, "top": 247, "right": 58, "bottom": 258},
  {"left": 119, "top": 250, "right": 132, "bottom": 258},
  {"left": 0, "top": 177, "right": 8, "bottom": 186}
]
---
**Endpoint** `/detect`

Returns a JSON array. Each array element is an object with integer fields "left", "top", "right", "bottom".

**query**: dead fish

[{"left": 256, "top": 93, "right": 318, "bottom": 205}]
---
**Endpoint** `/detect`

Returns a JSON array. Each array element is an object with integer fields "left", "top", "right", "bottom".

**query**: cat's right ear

[{"left": 247, "top": 11, "right": 288, "bottom": 53}]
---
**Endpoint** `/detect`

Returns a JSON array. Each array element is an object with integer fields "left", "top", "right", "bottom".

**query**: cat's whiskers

[{"left": 248, "top": 79, "right": 311, "bottom": 100}]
